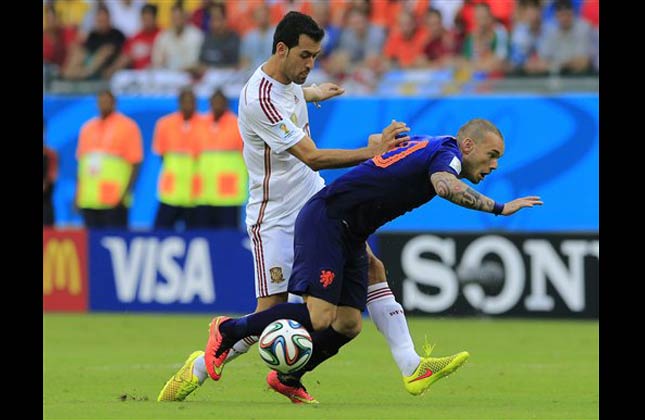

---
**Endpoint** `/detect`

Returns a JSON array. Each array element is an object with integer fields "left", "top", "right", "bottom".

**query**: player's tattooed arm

[{"left": 430, "top": 172, "right": 496, "bottom": 213}]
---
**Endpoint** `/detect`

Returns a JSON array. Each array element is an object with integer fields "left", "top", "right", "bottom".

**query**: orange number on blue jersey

[{"left": 372, "top": 140, "right": 428, "bottom": 168}]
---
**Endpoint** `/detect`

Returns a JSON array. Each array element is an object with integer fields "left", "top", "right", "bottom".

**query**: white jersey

[{"left": 238, "top": 65, "right": 325, "bottom": 229}]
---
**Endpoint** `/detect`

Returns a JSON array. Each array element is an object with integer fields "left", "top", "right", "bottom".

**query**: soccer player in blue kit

[{"left": 205, "top": 118, "right": 543, "bottom": 403}]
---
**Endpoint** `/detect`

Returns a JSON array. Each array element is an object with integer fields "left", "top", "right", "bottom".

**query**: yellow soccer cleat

[
  {"left": 403, "top": 343, "right": 470, "bottom": 396},
  {"left": 157, "top": 350, "right": 204, "bottom": 402}
]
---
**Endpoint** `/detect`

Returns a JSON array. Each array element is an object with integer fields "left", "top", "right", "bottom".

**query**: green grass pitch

[{"left": 44, "top": 314, "right": 598, "bottom": 419}]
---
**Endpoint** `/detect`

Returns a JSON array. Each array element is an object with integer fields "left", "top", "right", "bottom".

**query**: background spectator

[
  {"left": 105, "top": 0, "right": 146, "bottom": 38},
  {"left": 325, "top": 6, "right": 385, "bottom": 79},
  {"left": 194, "top": 3, "right": 241, "bottom": 74},
  {"left": 528, "top": 0, "right": 593, "bottom": 75},
  {"left": 459, "top": 2, "right": 509, "bottom": 76},
  {"left": 43, "top": 0, "right": 599, "bottom": 92},
  {"left": 102, "top": 3, "right": 160, "bottom": 78},
  {"left": 75, "top": 90, "right": 143, "bottom": 229},
  {"left": 77, "top": 0, "right": 106, "bottom": 43},
  {"left": 419, "top": 8, "right": 458, "bottom": 69},
  {"left": 151, "top": 3, "right": 203, "bottom": 71},
  {"left": 382, "top": 8, "right": 430, "bottom": 69},
  {"left": 62, "top": 4, "right": 126, "bottom": 80},
  {"left": 222, "top": 0, "right": 282, "bottom": 36},
  {"left": 456, "top": 0, "right": 516, "bottom": 34},
  {"left": 239, "top": 2, "right": 275, "bottom": 72},
  {"left": 508, "top": 0, "right": 545, "bottom": 75},
  {"left": 540, "top": 0, "right": 583, "bottom": 25},
  {"left": 310, "top": 1, "right": 341, "bottom": 65},
  {"left": 43, "top": 4, "right": 78, "bottom": 78},
  {"left": 369, "top": 0, "right": 429, "bottom": 29}
]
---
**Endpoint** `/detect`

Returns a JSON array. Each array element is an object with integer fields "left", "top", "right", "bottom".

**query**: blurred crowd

[{"left": 43, "top": 0, "right": 599, "bottom": 88}]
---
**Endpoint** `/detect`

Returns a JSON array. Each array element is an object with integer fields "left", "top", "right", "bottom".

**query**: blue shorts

[{"left": 288, "top": 197, "right": 368, "bottom": 311}]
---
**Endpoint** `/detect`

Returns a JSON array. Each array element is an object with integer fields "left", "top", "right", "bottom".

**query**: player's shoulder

[
  {"left": 244, "top": 70, "right": 290, "bottom": 101},
  {"left": 409, "top": 134, "right": 458, "bottom": 150},
  {"left": 240, "top": 74, "right": 266, "bottom": 108},
  {"left": 239, "top": 91, "right": 283, "bottom": 125},
  {"left": 430, "top": 135, "right": 460, "bottom": 152},
  {"left": 432, "top": 136, "right": 463, "bottom": 171},
  {"left": 243, "top": 68, "right": 265, "bottom": 92}
]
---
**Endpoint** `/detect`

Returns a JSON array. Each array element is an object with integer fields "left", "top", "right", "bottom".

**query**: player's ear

[
  {"left": 462, "top": 137, "right": 475, "bottom": 154},
  {"left": 276, "top": 42, "right": 288, "bottom": 57}
]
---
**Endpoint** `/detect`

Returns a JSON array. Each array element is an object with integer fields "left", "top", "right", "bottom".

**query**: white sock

[
  {"left": 366, "top": 282, "right": 421, "bottom": 377},
  {"left": 224, "top": 335, "right": 259, "bottom": 363},
  {"left": 191, "top": 335, "right": 259, "bottom": 384},
  {"left": 192, "top": 355, "right": 208, "bottom": 384}
]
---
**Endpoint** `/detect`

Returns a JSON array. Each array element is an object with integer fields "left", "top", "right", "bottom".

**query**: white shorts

[{"left": 247, "top": 222, "right": 297, "bottom": 299}]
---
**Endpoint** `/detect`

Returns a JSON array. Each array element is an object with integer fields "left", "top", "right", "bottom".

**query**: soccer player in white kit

[{"left": 158, "top": 11, "right": 439, "bottom": 403}]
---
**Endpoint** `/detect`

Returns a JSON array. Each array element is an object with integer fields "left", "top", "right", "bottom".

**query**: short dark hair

[
  {"left": 554, "top": 0, "right": 574, "bottom": 11},
  {"left": 272, "top": 11, "right": 324, "bottom": 54},
  {"left": 428, "top": 7, "right": 442, "bottom": 20},
  {"left": 97, "top": 4, "right": 110, "bottom": 16},
  {"left": 141, "top": 3, "right": 158, "bottom": 17},
  {"left": 98, "top": 89, "right": 115, "bottom": 101},
  {"left": 178, "top": 87, "right": 195, "bottom": 101},
  {"left": 210, "top": 88, "right": 227, "bottom": 101},
  {"left": 457, "top": 118, "right": 503, "bottom": 143}
]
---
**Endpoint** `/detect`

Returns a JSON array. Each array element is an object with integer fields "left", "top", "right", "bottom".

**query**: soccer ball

[{"left": 258, "top": 319, "right": 313, "bottom": 374}]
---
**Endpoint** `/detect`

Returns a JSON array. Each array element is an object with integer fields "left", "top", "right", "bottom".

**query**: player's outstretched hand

[
  {"left": 373, "top": 119, "right": 410, "bottom": 154},
  {"left": 501, "top": 196, "right": 543, "bottom": 215},
  {"left": 313, "top": 83, "right": 345, "bottom": 101}
]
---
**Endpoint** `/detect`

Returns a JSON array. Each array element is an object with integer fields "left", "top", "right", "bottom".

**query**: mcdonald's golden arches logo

[{"left": 43, "top": 238, "right": 81, "bottom": 296}]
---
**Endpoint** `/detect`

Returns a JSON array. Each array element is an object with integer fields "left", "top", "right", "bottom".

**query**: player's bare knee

[
  {"left": 332, "top": 307, "right": 363, "bottom": 337},
  {"left": 333, "top": 315, "right": 362, "bottom": 338},
  {"left": 306, "top": 297, "right": 337, "bottom": 331},
  {"left": 309, "top": 310, "right": 335, "bottom": 331}
]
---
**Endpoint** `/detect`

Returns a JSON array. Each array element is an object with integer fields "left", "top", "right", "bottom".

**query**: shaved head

[{"left": 457, "top": 118, "right": 503, "bottom": 144}]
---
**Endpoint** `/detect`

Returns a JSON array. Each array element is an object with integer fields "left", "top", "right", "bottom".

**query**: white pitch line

[{"left": 83, "top": 363, "right": 182, "bottom": 371}]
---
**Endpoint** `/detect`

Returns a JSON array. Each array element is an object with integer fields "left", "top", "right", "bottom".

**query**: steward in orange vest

[
  {"left": 75, "top": 90, "right": 143, "bottom": 228},
  {"left": 152, "top": 87, "right": 207, "bottom": 230},
  {"left": 192, "top": 89, "right": 247, "bottom": 229}
]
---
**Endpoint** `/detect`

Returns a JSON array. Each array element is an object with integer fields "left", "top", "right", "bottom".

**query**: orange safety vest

[
  {"left": 76, "top": 112, "right": 143, "bottom": 209},
  {"left": 194, "top": 111, "right": 248, "bottom": 206},
  {"left": 152, "top": 112, "right": 205, "bottom": 207}
]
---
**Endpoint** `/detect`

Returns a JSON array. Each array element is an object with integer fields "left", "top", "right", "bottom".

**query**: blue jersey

[{"left": 316, "top": 135, "right": 463, "bottom": 239}]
